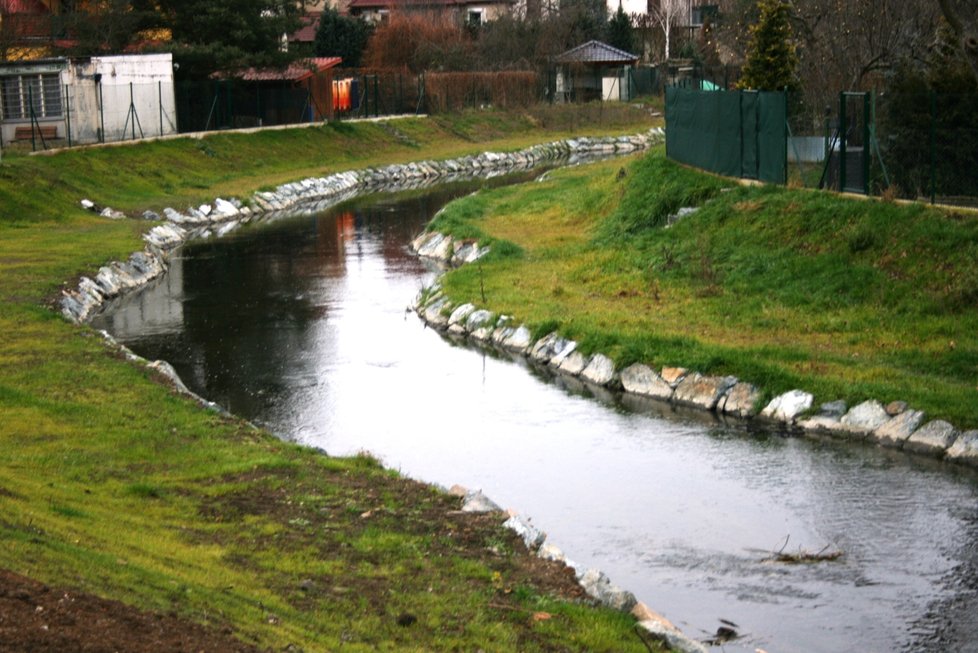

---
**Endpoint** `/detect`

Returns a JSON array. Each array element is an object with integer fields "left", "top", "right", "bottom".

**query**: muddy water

[{"left": 93, "top": 175, "right": 978, "bottom": 653}]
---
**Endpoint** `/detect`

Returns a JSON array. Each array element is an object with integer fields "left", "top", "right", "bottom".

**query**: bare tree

[
  {"left": 646, "top": 0, "right": 686, "bottom": 61},
  {"left": 938, "top": 0, "right": 978, "bottom": 82}
]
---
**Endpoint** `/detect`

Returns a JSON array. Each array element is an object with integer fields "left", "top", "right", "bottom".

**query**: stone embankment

[
  {"left": 60, "top": 129, "right": 663, "bottom": 324},
  {"left": 409, "top": 235, "right": 978, "bottom": 470}
]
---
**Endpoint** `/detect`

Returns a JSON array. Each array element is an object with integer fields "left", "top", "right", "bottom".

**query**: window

[
  {"left": 690, "top": 4, "right": 718, "bottom": 26},
  {"left": 467, "top": 9, "right": 483, "bottom": 26},
  {"left": 1, "top": 73, "right": 63, "bottom": 120}
]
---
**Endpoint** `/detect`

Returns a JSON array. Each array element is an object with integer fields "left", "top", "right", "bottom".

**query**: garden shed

[{"left": 554, "top": 40, "right": 638, "bottom": 103}]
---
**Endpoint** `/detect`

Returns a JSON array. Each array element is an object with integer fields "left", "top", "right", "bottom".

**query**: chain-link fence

[
  {"left": 786, "top": 90, "right": 978, "bottom": 207},
  {"left": 0, "top": 78, "right": 178, "bottom": 151}
]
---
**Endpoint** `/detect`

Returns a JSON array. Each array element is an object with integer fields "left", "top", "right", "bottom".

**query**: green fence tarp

[
  {"left": 665, "top": 86, "right": 786, "bottom": 184},
  {"left": 757, "top": 91, "right": 787, "bottom": 183}
]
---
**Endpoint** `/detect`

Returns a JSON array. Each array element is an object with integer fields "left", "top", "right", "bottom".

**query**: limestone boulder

[
  {"left": 798, "top": 414, "right": 844, "bottom": 432},
  {"left": 761, "top": 390, "right": 813, "bottom": 423},
  {"left": 503, "top": 514, "right": 546, "bottom": 550},
  {"left": 840, "top": 400, "right": 891, "bottom": 436},
  {"left": 620, "top": 364, "right": 674, "bottom": 401},
  {"left": 547, "top": 339, "right": 577, "bottom": 367},
  {"left": 447, "top": 303, "right": 476, "bottom": 329},
  {"left": 872, "top": 409, "right": 926, "bottom": 448},
  {"left": 904, "top": 420, "right": 958, "bottom": 455},
  {"left": 501, "top": 325, "right": 533, "bottom": 353},
  {"left": 558, "top": 351, "right": 589, "bottom": 376},
  {"left": 633, "top": 603, "right": 708, "bottom": 653},
  {"left": 491, "top": 325, "right": 514, "bottom": 346},
  {"left": 529, "top": 332, "right": 570, "bottom": 364},
  {"left": 538, "top": 543, "right": 566, "bottom": 564},
  {"left": 719, "top": 382, "right": 761, "bottom": 418},
  {"left": 819, "top": 400, "right": 848, "bottom": 418},
  {"left": 674, "top": 373, "right": 738, "bottom": 411},
  {"left": 412, "top": 232, "right": 445, "bottom": 258},
  {"left": 946, "top": 431, "right": 978, "bottom": 468},
  {"left": 581, "top": 353, "right": 616, "bottom": 386},
  {"left": 423, "top": 297, "right": 451, "bottom": 329},
  {"left": 660, "top": 367, "right": 688, "bottom": 387},
  {"left": 465, "top": 309, "right": 494, "bottom": 334},
  {"left": 461, "top": 490, "right": 502, "bottom": 513},
  {"left": 885, "top": 400, "right": 908, "bottom": 416},
  {"left": 578, "top": 569, "right": 637, "bottom": 612}
]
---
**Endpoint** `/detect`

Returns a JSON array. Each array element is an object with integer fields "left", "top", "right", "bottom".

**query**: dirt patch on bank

[{"left": 0, "top": 569, "right": 264, "bottom": 653}]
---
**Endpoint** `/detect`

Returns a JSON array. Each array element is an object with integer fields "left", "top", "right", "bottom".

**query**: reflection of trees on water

[
  {"left": 168, "top": 182, "right": 483, "bottom": 420},
  {"left": 96, "top": 173, "right": 537, "bottom": 422}
]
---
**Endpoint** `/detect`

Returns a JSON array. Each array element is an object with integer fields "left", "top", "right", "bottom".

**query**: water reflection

[{"left": 94, "top": 177, "right": 978, "bottom": 653}]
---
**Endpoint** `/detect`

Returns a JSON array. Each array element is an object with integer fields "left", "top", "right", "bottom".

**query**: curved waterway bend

[{"left": 93, "top": 174, "right": 978, "bottom": 653}]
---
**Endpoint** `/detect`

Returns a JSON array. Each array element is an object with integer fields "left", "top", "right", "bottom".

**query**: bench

[{"left": 13, "top": 124, "right": 57, "bottom": 141}]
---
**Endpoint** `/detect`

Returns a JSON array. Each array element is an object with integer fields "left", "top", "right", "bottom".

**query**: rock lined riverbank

[
  {"left": 410, "top": 234, "right": 978, "bottom": 470},
  {"left": 60, "top": 129, "right": 663, "bottom": 324},
  {"left": 59, "top": 128, "right": 708, "bottom": 651}
]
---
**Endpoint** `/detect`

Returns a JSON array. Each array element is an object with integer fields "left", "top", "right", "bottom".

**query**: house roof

[
  {"left": 0, "top": 0, "right": 49, "bottom": 14},
  {"left": 555, "top": 40, "right": 638, "bottom": 65},
  {"left": 289, "top": 12, "right": 321, "bottom": 44},
  {"left": 234, "top": 57, "right": 342, "bottom": 82}
]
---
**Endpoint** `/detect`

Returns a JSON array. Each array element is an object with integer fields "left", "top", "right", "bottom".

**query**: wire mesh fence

[
  {"left": 787, "top": 90, "right": 978, "bottom": 207},
  {"left": 0, "top": 78, "right": 178, "bottom": 150}
]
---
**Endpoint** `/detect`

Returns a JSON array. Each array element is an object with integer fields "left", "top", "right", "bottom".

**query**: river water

[{"left": 93, "top": 173, "right": 978, "bottom": 653}]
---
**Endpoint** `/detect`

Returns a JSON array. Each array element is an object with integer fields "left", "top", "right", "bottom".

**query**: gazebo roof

[{"left": 555, "top": 40, "right": 638, "bottom": 65}]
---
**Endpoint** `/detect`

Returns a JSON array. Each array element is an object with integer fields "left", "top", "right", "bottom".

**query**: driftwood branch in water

[{"left": 764, "top": 537, "right": 843, "bottom": 564}]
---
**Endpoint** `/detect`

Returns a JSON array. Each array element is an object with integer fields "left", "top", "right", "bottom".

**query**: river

[{"left": 92, "top": 171, "right": 978, "bottom": 653}]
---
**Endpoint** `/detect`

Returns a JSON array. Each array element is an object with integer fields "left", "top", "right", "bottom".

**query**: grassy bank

[
  {"left": 0, "top": 105, "right": 663, "bottom": 651},
  {"left": 430, "top": 151, "right": 978, "bottom": 429}
]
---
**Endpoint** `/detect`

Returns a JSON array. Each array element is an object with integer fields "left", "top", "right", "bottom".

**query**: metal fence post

[
  {"left": 65, "top": 83, "right": 72, "bottom": 147},
  {"left": 28, "top": 85, "right": 36, "bottom": 152},
  {"left": 862, "top": 91, "right": 870, "bottom": 195},
  {"left": 839, "top": 92, "right": 846, "bottom": 192},
  {"left": 783, "top": 89, "right": 788, "bottom": 185},
  {"left": 930, "top": 90, "right": 937, "bottom": 204},
  {"left": 98, "top": 80, "right": 105, "bottom": 143},
  {"left": 159, "top": 80, "right": 164, "bottom": 136}
]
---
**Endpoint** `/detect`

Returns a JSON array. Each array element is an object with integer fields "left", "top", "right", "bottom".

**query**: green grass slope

[
  {"left": 433, "top": 151, "right": 978, "bottom": 428},
  {"left": 0, "top": 106, "right": 663, "bottom": 652}
]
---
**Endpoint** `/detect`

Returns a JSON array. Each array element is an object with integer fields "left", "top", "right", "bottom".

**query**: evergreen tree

[
  {"left": 157, "top": 0, "right": 301, "bottom": 78},
  {"left": 314, "top": 7, "right": 373, "bottom": 68},
  {"left": 738, "top": 0, "right": 799, "bottom": 92},
  {"left": 606, "top": 3, "right": 635, "bottom": 55}
]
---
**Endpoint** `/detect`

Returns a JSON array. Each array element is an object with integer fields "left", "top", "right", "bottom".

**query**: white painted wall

[{"left": 63, "top": 53, "right": 177, "bottom": 144}]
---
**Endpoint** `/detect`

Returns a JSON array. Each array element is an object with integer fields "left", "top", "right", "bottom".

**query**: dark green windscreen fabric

[
  {"left": 665, "top": 87, "right": 785, "bottom": 184},
  {"left": 757, "top": 91, "right": 787, "bottom": 183}
]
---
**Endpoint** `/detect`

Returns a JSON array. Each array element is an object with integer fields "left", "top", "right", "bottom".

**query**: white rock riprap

[
  {"left": 406, "top": 148, "right": 977, "bottom": 467},
  {"left": 62, "top": 128, "right": 663, "bottom": 326},
  {"left": 620, "top": 364, "right": 674, "bottom": 401},
  {"left": 761, "top": 390, "right": 813, "bottom": 424},
  {"left": 450, "top": 483, "right": 683, "bottom": 641}
]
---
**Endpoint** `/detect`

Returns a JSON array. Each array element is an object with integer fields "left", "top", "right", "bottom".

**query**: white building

[{"left": 0, "top": 53, "right": 177, "bottom": 147}]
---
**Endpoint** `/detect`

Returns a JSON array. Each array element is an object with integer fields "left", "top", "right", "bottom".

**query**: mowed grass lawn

[
  {"left": 431, "top": 150, "right": 978, "bottom": 429},
  {"left": 0, "top": 107, "right": 665, "bottom": 652}
]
